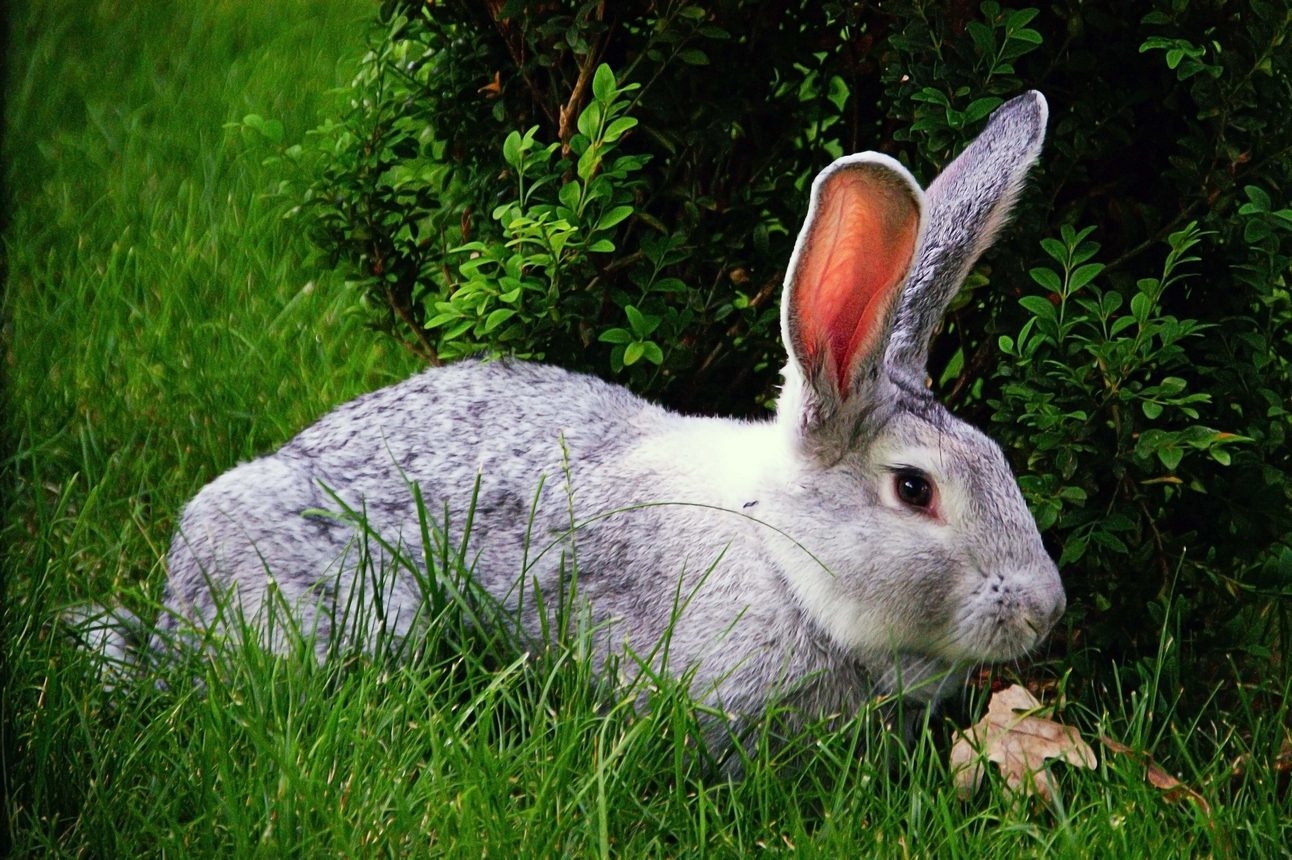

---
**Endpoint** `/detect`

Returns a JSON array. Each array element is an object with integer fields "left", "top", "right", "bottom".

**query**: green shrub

[{"left": 290, "top": 0, "right": 1292, "bottom": 681}]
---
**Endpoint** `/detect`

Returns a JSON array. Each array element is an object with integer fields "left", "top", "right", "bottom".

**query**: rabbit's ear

[
  {"left": 783, "top": 153, "right": 923, "bottom": 425},
  {"left": 885, "top": 91, "right": 1048, "bottom": 379}
]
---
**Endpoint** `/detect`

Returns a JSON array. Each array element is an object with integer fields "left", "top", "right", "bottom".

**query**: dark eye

[{"left": 895, "top": 471, "right": 934, "bottom": 509}]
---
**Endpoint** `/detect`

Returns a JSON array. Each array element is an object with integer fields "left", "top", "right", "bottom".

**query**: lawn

[{"left": 3, "top": 1, "right": 1288, "bottom": 856}]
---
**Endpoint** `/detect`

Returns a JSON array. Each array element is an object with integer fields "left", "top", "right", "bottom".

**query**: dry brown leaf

[
  {"left": 478, "top": 71, "right": 503, "bottom": 98},
  {"left": 950, "top": 684, "right": 1097, "bottom": 804},
  {"left": 1100, "top": 735, "right": 1213, "bottom": 816}
]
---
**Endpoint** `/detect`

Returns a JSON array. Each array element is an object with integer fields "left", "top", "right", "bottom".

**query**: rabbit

[{"left": 141, "top": 90, "right": 1063, "bottom": 753}]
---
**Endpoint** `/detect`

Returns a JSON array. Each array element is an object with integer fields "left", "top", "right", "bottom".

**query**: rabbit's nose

[
  {"left": 1016, "top": 573, "right": 1065, "bottom": 639},
  {"left": 1028, "top": 584, "right": 1066, "bottom": 640}
]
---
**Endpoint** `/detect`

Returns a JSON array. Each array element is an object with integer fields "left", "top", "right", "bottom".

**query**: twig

[
  {"left": 558, "top": 2, "right": 608, "bottom": 153},
  {"left": 383, "top": 276, "right": 441, "bottom": 366},
  {"left": 694, "top": 271, "right": 781, "bottom": 377},
  {"left": 477, "top": 0, "right": 558, "bottom": 129}
]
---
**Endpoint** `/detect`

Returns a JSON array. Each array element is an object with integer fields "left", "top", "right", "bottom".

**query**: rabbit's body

[
  {"left": 160, "top": 360, "right": 774, "bottom": 664},
  {"left": 137, "top": 92, "right": 1065, "bottom": 752},
  {"left": 159, "top": 359, "right": 945, "bottom": 719}
]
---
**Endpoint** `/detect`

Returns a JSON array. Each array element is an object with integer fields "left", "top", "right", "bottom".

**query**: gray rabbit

[{"left": 132, "top": 92, "right": 1064, "bottom": 749}]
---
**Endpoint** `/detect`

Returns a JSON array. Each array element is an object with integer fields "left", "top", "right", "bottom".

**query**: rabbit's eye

[{"left": 894, "top": 471, "right": 934, "bottom": 509}]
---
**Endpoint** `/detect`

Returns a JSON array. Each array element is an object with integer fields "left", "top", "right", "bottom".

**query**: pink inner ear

[{"left": 793, "top": 168, "right": 920, "bottom": 395}]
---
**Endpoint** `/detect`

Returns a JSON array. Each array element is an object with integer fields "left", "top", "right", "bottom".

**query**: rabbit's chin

[
  {"left": 917, "top": 618, "right": 1053, "bottom": 671},
  {"left": 862, "top": 601, "right": 1058, "bottom": 697},
  {"left": 871, "top": 652, "right": 964, "bottom": 705},
  {"left": 871, "top": 635, "right": 1038, "bottom": 707}
]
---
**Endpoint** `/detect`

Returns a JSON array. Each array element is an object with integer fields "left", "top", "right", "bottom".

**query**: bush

[{"left": 291, "top": 0, "right": 1292, "bottom": 682}]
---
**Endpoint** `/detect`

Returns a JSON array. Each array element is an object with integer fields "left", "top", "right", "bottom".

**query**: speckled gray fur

[{"left": 147, "top": 93, "right": 1065, "bottom": 755}]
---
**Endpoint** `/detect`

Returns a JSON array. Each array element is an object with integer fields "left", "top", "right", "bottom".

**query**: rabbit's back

[
  {"left": 158, "top": 362, "right": 646, "bottom": 637},
  {"left": 155, "top": 359, "right": 779, "bottom": 666}
]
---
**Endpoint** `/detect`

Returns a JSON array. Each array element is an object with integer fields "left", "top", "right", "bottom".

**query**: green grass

[{"left": 3, "top": 1, "right": 1290, "bottom": 856}]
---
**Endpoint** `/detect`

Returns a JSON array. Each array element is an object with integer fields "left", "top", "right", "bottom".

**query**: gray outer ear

[{"left": 884, "top": 91, "right": 1048, "bottom": 380}]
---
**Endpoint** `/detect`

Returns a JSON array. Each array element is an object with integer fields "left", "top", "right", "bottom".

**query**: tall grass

[{"left": 3, "top": 1, "right": 1289, "bottom": 856}]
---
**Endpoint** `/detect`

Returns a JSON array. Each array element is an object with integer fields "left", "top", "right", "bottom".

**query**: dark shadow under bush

[{"left": 292, "top": 0, "right": 1292, "bottom": 690}]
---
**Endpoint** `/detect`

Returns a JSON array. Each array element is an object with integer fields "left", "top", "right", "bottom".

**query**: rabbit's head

[{"left": 771, "top": 92, "right": 1064, "bottom": 673}]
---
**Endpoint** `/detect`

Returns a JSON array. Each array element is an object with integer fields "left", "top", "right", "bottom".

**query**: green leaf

[
  {"left": 964, "top": 97, "right": 1003, "bottom": 124},
  {"left": 576, "top": 145, "right": 602, "bottom": 181},
  {"left": 596, "top": 205, "right": 634, "bottom": 231},
  {"left": 502, "top": 129, "right": 524, "bottom": 167},
  {"left": 1244, "top": 185, "right": 1272, "bottom": 211},
  {"left": 1091, "top": 530, "right": 1130, "bottom": 553},
  {"left": 1029, "top": 267, "right": 1062, "bottom": 293},
  {"left": 591, "top": 64, "right": 617, "bottom": 104},
  {"left": 484, "top": 308, "right": 516, "bottom": 332},
  {"left": 1104, "top": 314, "right": 1134, "bottom": 336},
  {"left": 1069, "top": 263, "right": 1104, "bottom": 292},
  {"left": 1059, "top": 537, "right": 1088, "bottom": 566},
  {"left": 1020, "top": 295, "right": 1058, "bottom": 322},
  {"left": 242, "top": 113, "right": 284, "bottom": 143},
  {"left": 967, "top": 21, "right": 995, "bottom": 57},
  {"left": 624, "top": 341, "right": 645, "bottom": 366},
  {"left": 652, "top": 277, "right": 690, "bottom": 294},
  {"left": 1007, "top": 27, "right": 1043, "bottom": 46},
  {"left": 1158, "top": 445, "right": 1184, "bottom": 471},
  {"left": 577, "top": 100, "right": 603, "bottom": 140},
  {"left": 938, "top": 345, "right": 966, "bottom": 387},
  {"left": 444, "top": 319, "right": 475, "bottom": 340},
  {"left": 1059, "top": 485, "right": 1088, "bottom": 504},
  {"left": 1130, "top": 292, "right": 1152, "bottom": 322},
  {"left": 911, "top": 87, "right": 950, "bottom": 107},
  {"left": 1098, "top": 291, "right": 1123, "bottom": 317},
  {"left": 424, "top": 311, "right": 461, "bottom": 329},
  {"left": 603, "top": 116, "right": 638, "bottom": 143},
  {"left": 1245, "top": 220, "right": 1274, "bottom": 243},
  {"left": 624, "top": 305, "right": 661, "bottom": 337},
  {"left": 1040, "top": 237, "right": 1068, "bottom": 264},
  {"left": 598, "top": 327, "right": 634, "bottom": 345},
  {"left": 558, "top": 181, "right": 582, "bottom": 212},
  {"left": 1006, "top": 7, "right": 1041, "bottom": 29}
]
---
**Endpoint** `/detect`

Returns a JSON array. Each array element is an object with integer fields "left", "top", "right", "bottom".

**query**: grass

[{"left": 3, "top": 1, "right": 1290, "bottom": 856}]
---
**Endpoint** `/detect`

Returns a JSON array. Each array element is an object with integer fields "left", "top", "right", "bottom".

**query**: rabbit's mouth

[
  {"left": 900, "top": 595, "right": 1061, "bottom": 669},
  {"left": 942, "top": 601, "right": 1064, "bottom": 664}
]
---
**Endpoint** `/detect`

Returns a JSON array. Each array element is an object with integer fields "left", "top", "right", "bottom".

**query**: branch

[
  {"left": 558, "top": 2, "right": 608, "bottom": 152},
  {"left": 476, "top": 0, "right": 558, "bottom": 129}
]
